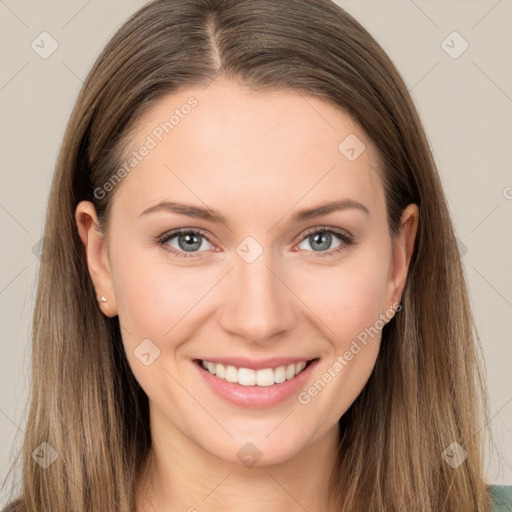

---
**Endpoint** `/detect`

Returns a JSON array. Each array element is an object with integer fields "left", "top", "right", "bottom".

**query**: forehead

[{"left": 112, "top": 79, "right": 385, "bottom": 223}]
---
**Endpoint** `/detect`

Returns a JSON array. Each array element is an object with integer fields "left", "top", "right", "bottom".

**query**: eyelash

[{"left": 156, "top": 226, "right": 354, "bottom": 259}]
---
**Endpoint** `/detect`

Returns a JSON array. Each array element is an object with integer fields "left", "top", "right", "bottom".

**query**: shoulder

[{"left": 489, "top": 485, "right": 512, "bottom": 511}]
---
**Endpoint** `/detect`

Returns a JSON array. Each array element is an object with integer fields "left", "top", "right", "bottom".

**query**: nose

[{"left": 217, "top": 249, "right": 298, "bottom": 344}]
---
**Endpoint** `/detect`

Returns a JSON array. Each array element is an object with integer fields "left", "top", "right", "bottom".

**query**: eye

[
  {"left": 158, "top": 228, "right": 214, "bottom": 257},
  {"left": 295, "top": 226, "right": 353, "bottom": 256},
  {"left": 156, "top": 226, "right": 354, "bottom": 259}
]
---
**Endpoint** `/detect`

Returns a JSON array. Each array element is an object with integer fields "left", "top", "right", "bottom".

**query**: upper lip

[{"left": 195, "top": 357, "right": 317, "bottom": 370}]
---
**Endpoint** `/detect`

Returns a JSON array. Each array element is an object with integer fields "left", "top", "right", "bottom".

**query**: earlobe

[{"left": 75, "top": 201, "right": 118, "bottom": 317}]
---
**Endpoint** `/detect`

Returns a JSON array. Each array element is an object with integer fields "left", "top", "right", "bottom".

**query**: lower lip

[{"left": 193, "top": 359, "right": 319, "bottom": 408}]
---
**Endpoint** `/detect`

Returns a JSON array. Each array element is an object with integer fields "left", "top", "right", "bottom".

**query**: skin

[{"left": 76, "top": 78, "right": 418, "bottom": 512}]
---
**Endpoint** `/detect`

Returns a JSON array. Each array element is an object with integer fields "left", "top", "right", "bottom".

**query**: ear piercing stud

[{"left": 99, "top": 296, "right": 107, "bottom": 303}]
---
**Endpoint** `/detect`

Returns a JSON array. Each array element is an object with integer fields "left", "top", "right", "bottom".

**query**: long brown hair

[{"left": 2, "top": 0, "right": 497, "bottom": 510}]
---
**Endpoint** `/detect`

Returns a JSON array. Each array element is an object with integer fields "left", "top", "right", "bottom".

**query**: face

[{"left": 77, "top": 79, "right": 418, "bottom": 467}]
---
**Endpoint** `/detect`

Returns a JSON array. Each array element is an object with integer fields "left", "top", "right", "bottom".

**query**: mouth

[
  {"left": 192, "top": 356, "right": 320, "bottom": 407},
  {"left": 195, "top": 358, "right": 316, "bottom": 387}
]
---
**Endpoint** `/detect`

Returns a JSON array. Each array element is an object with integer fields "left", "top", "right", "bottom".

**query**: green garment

[{"left": 490, "top": 485, "right": 512, "bottom": 511}]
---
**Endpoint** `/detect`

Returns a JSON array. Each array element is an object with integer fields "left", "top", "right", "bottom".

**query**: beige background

[{"left": 1, "top": 0, "right": 511, "bottom": 504}]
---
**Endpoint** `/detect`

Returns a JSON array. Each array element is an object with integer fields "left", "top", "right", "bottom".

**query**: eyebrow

[
  {"left": 293, "top": 199, "right": 370, "bottom": 221},
  {"left": 139, "top": 199, "right": 370, "bottom": 225}
]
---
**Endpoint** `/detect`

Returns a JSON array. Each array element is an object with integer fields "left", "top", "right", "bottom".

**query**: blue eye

[
  {"left": 157, "top": 226, "right": 353, "bottom": 259},
  {"left": 296, "top": 227, "right": 353, "bottom": 256},
  {"left": 158, "top": 229, "right": 213, "bottom": 257}
]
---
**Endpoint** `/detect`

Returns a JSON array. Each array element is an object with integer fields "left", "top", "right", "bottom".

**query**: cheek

[
  {"left": 109, "top": 249, "right": 205, "bottom": 400},
  {"left": 109, "top": 241, "right": 222, "bottom": 360},
  {"left": 296, "top": 253, "right": 391, "bottom": 346},
  {"left": 295, "top": 259, "right": 389, "bottom": 418},
  {"left": 113, "top": 259, "right": 197, "bottom": 336},
  {"left": 112, "top": 243, "right": 391, "bottom": 340},
  {"left": 110, "top": 226, "right": 391, "bottom": 350}
]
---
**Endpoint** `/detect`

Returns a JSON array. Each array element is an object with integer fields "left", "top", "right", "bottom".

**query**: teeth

[
  {"left": 200, "top": 359, "right": 309, "bottom": 386},
  {"left": 215, "top": 363, "right": 225, "bottom": 379},
  {"left": 238, "top": 367, "right": 256, "bottom": 386},
  {"left": 274, "top": 366, "right": 287, "bottom": 384},
  {"left": 225, "top": 365, "right": 238, "bottom": 383},
  {"left": 256, "top": 368, "right": 274, "bottom": 387}
]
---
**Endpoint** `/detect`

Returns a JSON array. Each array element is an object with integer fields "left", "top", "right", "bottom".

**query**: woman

[{"left": 2, "top": 0, "right": 510, "bottom": 510}]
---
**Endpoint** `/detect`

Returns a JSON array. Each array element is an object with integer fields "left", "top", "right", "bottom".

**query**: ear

[
  {"left": 75, "top": 201, "right": 118, "bottom": 317},
  {"left": 386, "top": 203, "right": 419, "bottom": 310}
]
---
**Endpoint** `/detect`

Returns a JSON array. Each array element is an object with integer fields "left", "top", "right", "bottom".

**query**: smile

[
  {"left": 193, "top": 357, "right": 320, "bottom": 407},
  {"left": 199, "top": 359, "right": 310, "bottom": 386}
]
